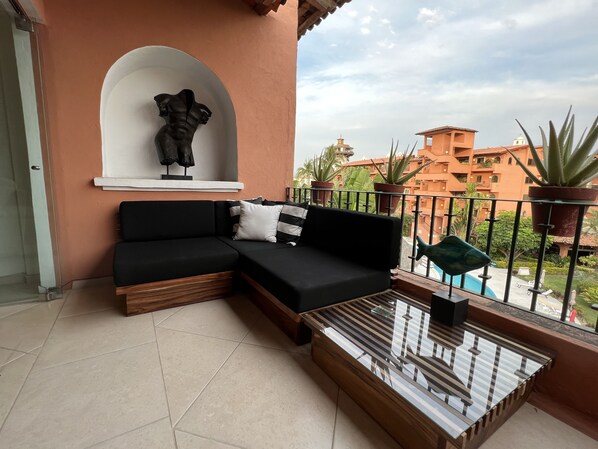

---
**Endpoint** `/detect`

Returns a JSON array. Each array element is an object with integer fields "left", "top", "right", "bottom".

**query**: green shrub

[{"left": 579, "top": 255, "right": 598, "bottom": 268}]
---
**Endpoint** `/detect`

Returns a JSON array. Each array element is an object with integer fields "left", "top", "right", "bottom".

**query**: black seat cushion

[
  {"left": 114, "top": 237, "right": 238, "bottom": 287},
  {"left": 119, "top": 201, "right": 216, "bottom": 242},
  {"left": 217, "top": 236, "right": 291, "bottom": 254},
  {"left": 300, "top": 206, "right": 401, "bottom": 271},
  {"left": 240, "top": 246, "right": 390, "bottom": 313}
]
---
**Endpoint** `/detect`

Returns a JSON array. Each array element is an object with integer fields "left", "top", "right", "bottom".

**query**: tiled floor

[{"left": 0, "top": 285, "right": 596, "bottom": 449}]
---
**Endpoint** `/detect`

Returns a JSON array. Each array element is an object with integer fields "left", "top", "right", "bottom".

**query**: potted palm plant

[
  {"left": 372, "top": 140, "right": 432, "bottom": 213},
  {"left": 507, "top": 108, "right": 598, "bottom": 236},
  {"left": 310, "top": 146, "right": 342, "bottom": 205}
]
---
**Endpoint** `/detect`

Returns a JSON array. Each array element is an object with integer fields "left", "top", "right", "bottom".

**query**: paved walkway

[{"left": 402, "top": 247, "right": 573, "bottom": 324}]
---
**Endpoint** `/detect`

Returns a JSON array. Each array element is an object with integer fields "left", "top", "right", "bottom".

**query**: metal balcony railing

[{"left": 286, "top": 186, "right": 598, "bottom": 333}]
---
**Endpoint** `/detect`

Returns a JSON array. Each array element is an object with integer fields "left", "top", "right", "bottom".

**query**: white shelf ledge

[{"left": 93, "top": 177, "right": 244, "bottom": 192}]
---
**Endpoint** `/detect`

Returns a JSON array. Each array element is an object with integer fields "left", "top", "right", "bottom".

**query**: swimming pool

[{"left": 432, "top": 265, "right": 497, "bottom": 299}]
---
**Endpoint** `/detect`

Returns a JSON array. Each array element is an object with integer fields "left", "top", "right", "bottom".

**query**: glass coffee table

[{"left": 302, "top": 290, "right": 553, "bottom": 449}]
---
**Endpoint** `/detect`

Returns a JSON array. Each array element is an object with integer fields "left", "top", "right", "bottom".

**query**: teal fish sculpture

[{"left": 416, "top": 235, "right": 491, "bottom": 276}]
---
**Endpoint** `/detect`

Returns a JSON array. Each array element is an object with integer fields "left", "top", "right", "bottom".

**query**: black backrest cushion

[
  {"left": 120, "top": 201, "right": 215, "bottom": 241},
  {"left": 301, "top": 206, "right": 401, "bottom": 271},
  {"left": 214, "top": 201, "right": 233, "bottom": 236}
]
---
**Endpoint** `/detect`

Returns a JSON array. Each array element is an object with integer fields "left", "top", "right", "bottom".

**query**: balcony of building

[{"left": 1, "top": 1, "right": 597, "bottom": 448}]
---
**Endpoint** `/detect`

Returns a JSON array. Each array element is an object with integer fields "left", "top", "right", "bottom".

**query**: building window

[
  {"left": 524, "top": 176, "right": 533, "bottom": 184},
  {"left": 494, "top": 157, "right": 501, "bottom": 164},
  {"left": 476, "top": 175, "right": 482, "bottom": 182},
  {"left": 476, "top": 157, "right": 484, "bottom": 164},
  {"left": 508, "top": 157, "right": 513, "bottom": 165},
  {"left": 527, "top": 158, "right": 535, "bottom": 166},
  {"left": 491, "top": 175, "right": 499, "bottom": 182}
]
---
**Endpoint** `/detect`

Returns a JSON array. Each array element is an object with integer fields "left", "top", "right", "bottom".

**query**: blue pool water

[{"left": 432, "top": 265, "right": 497, "bottom": 299}]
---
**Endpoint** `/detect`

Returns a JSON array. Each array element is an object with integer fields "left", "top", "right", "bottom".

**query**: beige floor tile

[
  {"left": 158, "top": 294, "right": 262, "bottom": 342},
  {"left": 332, "top": 390, "right": 402, "bottom": 449},
  {"left": 0, "top": 301, "right": 38, "bottom": 320},
  {"left": 91, "top": 418, "right": 176, "bottom": 449},
  {"left": 0, "top": 342, "right": 168, "bottom": 449},
  {"left": 156, "top": 328, "right": 238, "bottom": 425},
  {"left": 153, "top": 306, "right": 183, "bottom": 325},
  {"left": 27, "top": 346, "right": 42, "bottom": 356},
  {"left": 242, "top": 314, "right": 310, "bottom": 354},
  {"left": 33, "top": 308, "right": 155, "bottom": 371},
  {"left": 176, "top": 430, "right": 244, "bottom": 449},
  {"left": 481, "top": 403, "right": 598, "bottom": 449},
  {"left": 59, "top": 284, "right": 121, "bottom": 318},
  {"left": 177, "top": 343, "right": 338, "bottom": 449},
  {"left": 0, "top": 299, "right": 63, "bottom": 352},
  {"left": 0, "top": 353, "right": 36, "bottom": 427},
  {"left": 0, "top": 347, "right": 25, "bottom": 367}
]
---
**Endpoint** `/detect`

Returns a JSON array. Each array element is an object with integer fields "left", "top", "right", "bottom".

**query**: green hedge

[{"left": 493, "top": 260, "right": 593, "bottom": 276}]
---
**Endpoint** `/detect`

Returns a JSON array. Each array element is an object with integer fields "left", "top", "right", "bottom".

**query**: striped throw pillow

[
  {"left": 275, "top": 202, "right": 309, "bottom": 244},
  {"left": 226, "top": 197, "right": 263, "bottom": 236}
]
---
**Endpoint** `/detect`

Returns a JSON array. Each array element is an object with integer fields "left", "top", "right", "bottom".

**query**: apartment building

[{"left": 341, "top": 126, "right": 545, "bottom": 241}]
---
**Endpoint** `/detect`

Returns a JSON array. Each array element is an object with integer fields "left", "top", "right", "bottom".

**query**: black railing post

[
  {"left": 460, "top": 198, "right": 476, "bottom": 289},
  {"left": 560, "top": 205, "right": 585, "bottom": 321},
  {"left": 355, "top": 192, "right": 360, "bottom": 212},
  {"left": 503, "top": 201, "right": 523, "bottom": 303},
  {"left": 480, "top": 200, "right": 498, "bottom": 296},
  {"left": 397, "top": 194, "right": 407, "bottom": 268},
  {"left": 426, "top": 196, "right": 437, "bottom": 278},
  {"left": 442, "top": 197, "right": 456, "bottom": 284},
  {"left": 365, "top": 192, "right": 371, "bottom": 214},
  {"left": 530, "top": 202, "right": 554, "bottom": 312},
  {"left": 410, "top": 196, "right": 421, "bottom": 273}
]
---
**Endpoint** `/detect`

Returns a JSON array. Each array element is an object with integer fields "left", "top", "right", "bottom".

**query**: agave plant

[
  {"left": 508, "top": 108, "right": 598, "bottom": 187},
  {"left": 311, "top": 146, "right": 342, "bottom": 182},
  {"left": 372, "top": 140, "right": 432, "bottom": 185}
]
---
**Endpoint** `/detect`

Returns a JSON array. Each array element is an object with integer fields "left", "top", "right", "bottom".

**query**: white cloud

[
  {"left": 295, "top": 0, "right": 598, "bottom": 170},
  {"left": 417, "top": 7, "right": 445, "bottom": 28},
  {"left": 362, "top": 16, "right": 372, "bottom": 24}
]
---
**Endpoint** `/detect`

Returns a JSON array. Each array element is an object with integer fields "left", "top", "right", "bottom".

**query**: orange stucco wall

[{"left": 36, "top": 0, "right": 298, "bottom": 285}]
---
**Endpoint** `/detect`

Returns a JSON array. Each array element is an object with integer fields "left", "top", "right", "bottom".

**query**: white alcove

[{"left": 94, "top": 46, "right": 242, "bottom": 192}]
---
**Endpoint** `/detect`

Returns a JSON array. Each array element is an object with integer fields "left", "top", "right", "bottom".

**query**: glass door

[{"left": 0, "top": 10, "right": 56, "bottom": 304}]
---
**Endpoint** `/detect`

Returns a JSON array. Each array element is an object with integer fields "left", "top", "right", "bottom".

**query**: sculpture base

[
  {"left": 430, "top": 291, "right": 468, "bottom": 327},
  {"left": 161, "top": 174, "right": 193, "bottom": 180}
]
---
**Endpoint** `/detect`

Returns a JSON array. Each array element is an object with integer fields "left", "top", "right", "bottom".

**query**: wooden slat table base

[
  {"left": 311, "top": 330, "right": 535, "bottom": 449},
  {"left": 116, "top": 271, "right": 234, "bottom": 316},
  {"left": 303, "top": 291, "right": 553, "bottom": 449},
  {"left": 240, "top": 273, "right": 311, "bottom": 345}
]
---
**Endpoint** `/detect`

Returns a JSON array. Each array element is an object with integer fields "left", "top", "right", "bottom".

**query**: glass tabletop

[{"left": 303, "top": 290, "right": 553, "bottom": 440}]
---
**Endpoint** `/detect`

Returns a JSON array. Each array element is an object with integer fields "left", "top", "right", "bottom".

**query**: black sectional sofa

[{"left": 114, "top": 200, "right": 401, "bottom": 343}]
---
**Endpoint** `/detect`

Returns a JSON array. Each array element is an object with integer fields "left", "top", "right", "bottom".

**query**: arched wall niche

[{"left": 97, "top": 46, "right": 241, "bottom": 191}]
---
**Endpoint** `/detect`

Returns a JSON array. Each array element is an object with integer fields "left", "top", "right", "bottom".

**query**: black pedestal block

[
  {"left": 161, "top": 174, "right": 193, "bottom": 180},
  {"left": 430, "top": 291, "right": 468, "bottom": 326}
]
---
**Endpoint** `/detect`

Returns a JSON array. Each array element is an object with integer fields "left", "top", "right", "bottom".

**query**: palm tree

[
  {"left": 295, "top": 145, "right": 342, "bottom": 186},
  {"left": 295, "top": 158, "right": 314, "bottom": 187},
  {"left": 450, "top": 182, "right": 489, "bottom": 240}
]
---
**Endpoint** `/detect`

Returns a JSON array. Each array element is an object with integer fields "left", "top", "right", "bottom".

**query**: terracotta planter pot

[
  {"left": 374, "top": 182, "right": 405, "bottom": 215},
  {"left": 528, "top": 186, "right": 598, "bottom": 236},
  {"left": 311, "top": 181, "right": 334, "bottom": 206}
]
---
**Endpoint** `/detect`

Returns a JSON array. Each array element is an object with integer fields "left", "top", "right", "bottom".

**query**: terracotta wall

[{"left": 35, "top": 0, "right": 298, "bottom": 285}]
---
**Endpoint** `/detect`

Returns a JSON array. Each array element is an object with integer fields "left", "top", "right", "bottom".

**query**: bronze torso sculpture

[{"left": 154, "top": 89, "right": 212, "bottom": 174}]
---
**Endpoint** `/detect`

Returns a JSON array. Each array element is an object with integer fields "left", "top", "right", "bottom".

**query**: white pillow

[{"left": 234, "top": 201, "right": 283, "bottom": 242}]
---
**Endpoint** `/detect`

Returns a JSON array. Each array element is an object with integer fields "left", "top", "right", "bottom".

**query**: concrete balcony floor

[{"left": 0, "top": 285, "right": 596, "bottom": 449}]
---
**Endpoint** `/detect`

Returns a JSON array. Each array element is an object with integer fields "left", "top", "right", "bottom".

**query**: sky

[{"left": 294, "top": 0, "right": 598, "bottom": 170}]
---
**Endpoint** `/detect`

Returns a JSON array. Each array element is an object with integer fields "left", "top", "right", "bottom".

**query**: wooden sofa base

[
  {"left": 116, "top": 271, "right": 234, "bottom": 316},
  {"left": 239, "top": 272, "right": 311, "bottom": 345}
]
